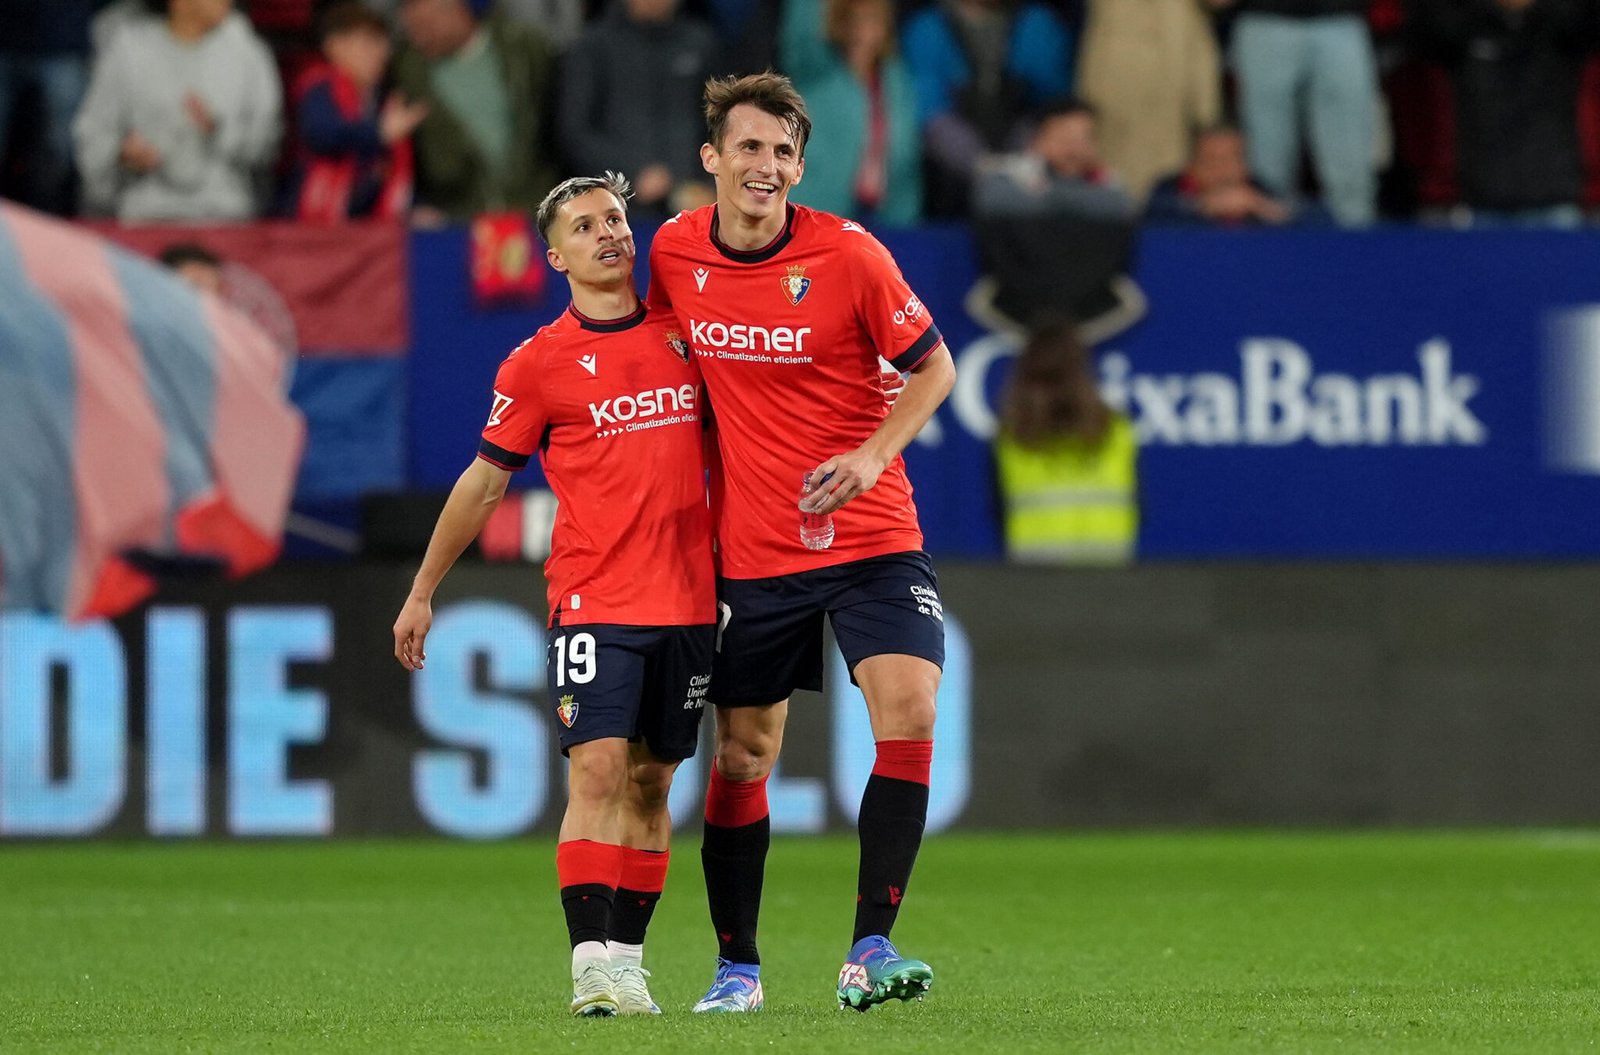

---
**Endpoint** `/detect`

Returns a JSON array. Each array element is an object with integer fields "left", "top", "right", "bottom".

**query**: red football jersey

[
  {"left": 647, "top": 204, "right": 942, "bottom": 579},
  {"left": 478, "top": 304, "right": 715, "bottom": 627}
]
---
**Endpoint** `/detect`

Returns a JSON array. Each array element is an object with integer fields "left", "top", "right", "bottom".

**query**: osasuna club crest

[
  {"left": 781, "top": 265, "right": 811, "bottom": 306},
  {"left": 664, "top": 330, "right": 690, "bottom": 363},
  {"left": 557, "top": 694, "right": 579, "bottom": 728}
]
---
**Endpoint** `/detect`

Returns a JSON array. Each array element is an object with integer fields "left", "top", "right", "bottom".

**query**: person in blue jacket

[
  {"left": 900, "top": 0, "right": 1073, "bottom": 215},
  {"left": 781, "top": 0, "right": 923, "bottom": 226}
]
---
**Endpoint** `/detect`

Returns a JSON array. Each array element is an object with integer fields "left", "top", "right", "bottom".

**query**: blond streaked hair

[{"left": 535, "top": 171, "right": 633, "bottom": 245}]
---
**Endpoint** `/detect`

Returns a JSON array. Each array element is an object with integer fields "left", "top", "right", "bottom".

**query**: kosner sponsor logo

[
  {"left": 943, "top": 335, "right": 1488, "bottom": 448},
  {"left": 588, "top": 383, "right": 697, "bottom": 426},
  {"left": 688, "top": 317, "right": 812, "bottom": 355}
]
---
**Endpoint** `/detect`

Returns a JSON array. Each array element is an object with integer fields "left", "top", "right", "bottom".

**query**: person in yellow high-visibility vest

[{"left": 995, "top": 320, "right": 1137, "bottom": 564}]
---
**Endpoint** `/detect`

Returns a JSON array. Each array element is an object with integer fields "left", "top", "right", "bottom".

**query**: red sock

[
  {"left": 703, "top": 767, "right": 770, "bottom": 964},
  {"left": 556, "top": 839, "right": 624, "bottom": 888},
  {"left": 704, "top": 766, "right": 769, "bottom": 828},
  {"left": 612, "top": 847, "right": 669, "bottom": 946},
  {"left": 871, "top": 739, "right": 933, "bottom": 785},
  {"left": 620, "top": 846, "right": 670, "bottom": 893},
  {"left": 855, "top": 740, "right": 932, "bottom": 942},
  {"left": 556, "top": 839, "right": 623, "bottom": 948}
]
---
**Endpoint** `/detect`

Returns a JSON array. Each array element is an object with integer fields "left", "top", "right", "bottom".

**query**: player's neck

[
  {"left": 568, "top": 281, "right": 639, "bottom": 321},
  {"left": 715, "top": 201, "right": 788, "bottom": 252}
]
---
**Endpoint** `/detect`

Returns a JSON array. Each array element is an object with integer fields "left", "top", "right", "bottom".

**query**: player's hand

[
  {"left": 394, "top": 595, "right": 433, "bottom": 671},
  {"left": 801, "top": 448, "right": 889, "bottom": 515}
]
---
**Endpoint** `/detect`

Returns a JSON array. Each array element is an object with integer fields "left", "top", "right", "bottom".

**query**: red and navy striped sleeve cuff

[
  {"left": 889, "top": 323, "right": 943, "bottom": 373},
  {"left": 477, "top": 438, "right": 530, "bottom": 471}
]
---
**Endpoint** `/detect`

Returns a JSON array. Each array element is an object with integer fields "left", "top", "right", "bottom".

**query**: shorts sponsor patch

[{"left": 910, "top": 584, "right": 943, "bottom": 621}]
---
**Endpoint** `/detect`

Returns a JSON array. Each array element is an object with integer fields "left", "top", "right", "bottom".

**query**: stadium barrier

[
  {"left": 409, "top": 225, "right": 1600, "bottom": 560},
  {"left": 4, "top": 561, "right": 1597, "bottom": 839},
  {"left": 79, "top": 222, "right": 1600, "bottom": 558}
]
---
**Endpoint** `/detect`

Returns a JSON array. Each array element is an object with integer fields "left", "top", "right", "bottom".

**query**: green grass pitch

[{"left": 4, "top": 832, "right": 1599, "bottom": 1053}]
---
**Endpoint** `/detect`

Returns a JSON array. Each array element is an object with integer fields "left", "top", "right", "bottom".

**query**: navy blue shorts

[
  {"left": 712, "top": 551, "right": 945, "bottom": 707},
  {"left": 545, "top": 622, "right": 714, "bottom": 759}
]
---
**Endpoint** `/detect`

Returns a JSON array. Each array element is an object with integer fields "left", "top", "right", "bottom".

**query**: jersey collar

[
  {"left": 710, "top": 204, "right": 796, "bottom": 264},
  {"left": 568, "top": 302, "right": 646, "bottom": 333}
]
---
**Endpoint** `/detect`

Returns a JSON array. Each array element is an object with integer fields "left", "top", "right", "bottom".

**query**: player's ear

[
  {"left": 792, "top": 153, "right": 804, "bottom": 186},
  {"left": 700, "top": 142, "right": 717, "bottom": 176},
  {"left": 547, "top": 244, "right": 568, "bottom": 275}
]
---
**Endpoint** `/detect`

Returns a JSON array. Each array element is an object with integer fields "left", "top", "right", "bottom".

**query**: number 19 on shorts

[{"left": 553, "top": 631, "right": 596, "bottom": 686}]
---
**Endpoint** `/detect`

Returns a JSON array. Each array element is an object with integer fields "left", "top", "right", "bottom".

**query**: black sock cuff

[{"left": 703, "top": 815, "right": 771, "bottom": 854}]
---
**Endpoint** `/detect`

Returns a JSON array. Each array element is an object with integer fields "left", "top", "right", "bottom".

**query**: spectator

[
  {"left": 1214, "top": 0, "right": 1381, "bottom": 226},
  {"left": 902, "top": 0, "right": 1074, "bottom": 216},
  {"left": 392, "top": 0, "right": 558, "bottom": 220},
  {"left": 1075, "top": 0, "right": 1222, "bottom": 204},
  {"left": 1145, "top": 124, "right": 1294, "bottom": 225},
  {"left": 694, "top": 0, "right": 784, "bottom": 73},
  {"left": 499, "top": 0, "right": 588, "bottom": 49},
  {"left": 969, "top": 100, "right": 1143, "bottom": 340},
  {"left": 0, "top": 1, "right": 94, "bottom": 215},
  {"left": 973, "top": 99, "right": 1134, "bottom": 220},
  {"left": 290, "top": 2, "right": 426, "bottom": 221},
  {"left": 995, "top": 320, "right": 1138, "bottom": 565},
  {"left": 558, "top": 0, "right": 716, "bottom": 218},
  {"left": 780, "top": 0, "right": 922, "bottom": 225},
  {"left": 1410, "top": 0, "right": 1591, "bottom": 227},
  {"left": 73, "top": 0, "right": 283, "bottom": 222}
]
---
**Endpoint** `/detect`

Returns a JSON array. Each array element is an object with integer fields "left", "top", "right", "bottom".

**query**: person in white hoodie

[{"left": 73, "top": 0, "right": 281, "bottom": 221}]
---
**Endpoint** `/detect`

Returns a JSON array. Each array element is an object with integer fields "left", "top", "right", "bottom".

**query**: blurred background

[{"left": 3, "top": 0, "right": 1600, "bottom": 840}]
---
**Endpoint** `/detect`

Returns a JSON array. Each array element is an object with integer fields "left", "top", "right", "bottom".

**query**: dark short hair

[
  {"left": 158, "top": 242, "right": 222, "bottom": 271},
  {"left": 703, "top": 72, "right": 812, "bottom": 155},
  {"left": 1035, "top": 97, "right": 1098, "bottom": 126},
  {"left": 535, "top": 172, "right": 633, "bottom": 245},
  {"left": 316, "top": 1, "right": 390, "bottom": 43}
]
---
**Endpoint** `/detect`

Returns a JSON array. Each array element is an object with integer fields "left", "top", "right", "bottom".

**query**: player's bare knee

[
  {"left": 711, "top": 703, "right": 785, "bottom": 781},
  {"left": 873, "top": 691, "right": 937, "bottom": 742},
  {"left": 713, "top": 741, "right": 775, "bottom": 783}
]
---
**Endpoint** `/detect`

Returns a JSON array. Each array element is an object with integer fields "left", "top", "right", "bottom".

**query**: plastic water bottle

[{"left": 799, "top": 471, "right": 835, "bottom": 550}]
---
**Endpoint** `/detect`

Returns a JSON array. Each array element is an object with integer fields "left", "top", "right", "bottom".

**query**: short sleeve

[
  {"left": 850, "top": 229, "right": 943, "bottom": 372},
  {"left": 478, "top": 343, "right": 548, "bottom": 470}
]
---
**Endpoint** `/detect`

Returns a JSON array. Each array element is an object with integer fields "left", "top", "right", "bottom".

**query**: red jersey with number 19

[
  {"left": 646, "top": 204, "right": 942, "bottom": 579},
  {"left": 477, "top": 304, "right": 714, "bottom": 627}
]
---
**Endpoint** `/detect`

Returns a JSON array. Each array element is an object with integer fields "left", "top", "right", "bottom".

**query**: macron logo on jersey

[
  {"left": 578, "top": 354, "right": 597, "bottom": 376},
  {"left": 589, "top": 383, "right": 698, "bottom": 428},
  {"left": 693, "top": 267, "right": 710, "bottom": 292},
  {"left": 842, "top": 221, "right": 866, "bottom": 234}
]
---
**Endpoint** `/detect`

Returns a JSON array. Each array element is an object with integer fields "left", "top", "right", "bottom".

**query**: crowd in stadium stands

[{"left": 2, "top": 0, "right": 1599, "bottom": 229}]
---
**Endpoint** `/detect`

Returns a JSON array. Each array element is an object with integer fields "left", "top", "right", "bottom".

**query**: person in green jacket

[
  {"left": 996, "top": 320, "right": 1138, "bottom": 564},
  {"left": 779, "top": 0, "right": 922, "bottom": 226},
  {"left": 393, "top": 0, "right": 558, "bottom": 219}
]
